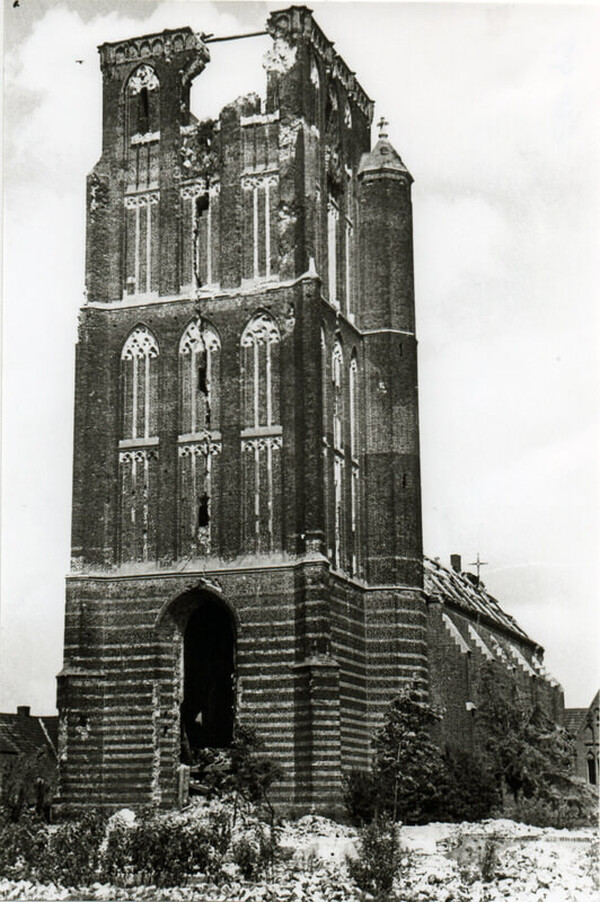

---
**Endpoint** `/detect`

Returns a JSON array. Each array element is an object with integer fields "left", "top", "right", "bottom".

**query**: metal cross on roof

[
  {"left": 469, "top": 552, "right": 488, "bottom": 581},
  {"left": 377, "top": 116, "right": 389, "bottom": 139}
]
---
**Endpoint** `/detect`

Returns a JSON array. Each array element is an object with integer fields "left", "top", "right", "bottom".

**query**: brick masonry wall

[{"left": 426, "top": 600, "right": 564, "bottom": 754}]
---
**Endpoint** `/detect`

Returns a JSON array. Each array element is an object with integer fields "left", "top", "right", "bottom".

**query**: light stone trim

[
  {"left": 179, "top": 319, "right": 220, "bottom": 355},
  {"left": 441, "top": 612, "right": 470, "bottom": 654},
  {"left": 240, "top": 111, "right": 280, "bottom": 127},
  {"left": 130, "top": 131, "right": 160, "bottom": 145},
  {"left": 124, "top": 191, "right": 159, "bottom": 209},
  {"left": 241, "top": 436, "right": 282, "bottom": 452},
  {"left": 241, "top": 172, "right": 279, "bottom": 191},
  {"left": 178, "top": 440, "right": 222, "bottom": 457},
  {"left": 180, "top": 180, "right": 220, "bottom": 200},
  {"left": 467, "top": 623, "right": 495, "bottom": 661},
  {"left": 127, "top": 64, "right": 159, "bottom": 95},
  {"left": 118, "top": 448, "right": 158, "bottom": 464}
]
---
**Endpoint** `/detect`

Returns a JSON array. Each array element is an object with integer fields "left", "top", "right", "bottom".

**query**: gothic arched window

[
  {"left": 332, "top": 340, "right": 343, "bottom": 452},
  {"left": 240, "top": 312, "right": 281, "bottom": 429},
  {"left": 124, "top": 66, "right": 160, "bottom": 290},
  {"left": 332, "top": 340, "right": 345, "bottom": 568},
  {"left": 349, "top": 352, "right": 360, "bottom": 575},
  {"left": 121, "top": 325, "right": 159, "bottom": 440},
  {"left": 240, "top": 312, "right": 282, "bottom": 553},
  {"left": 179, "top": 319, "right": 221, "bottom": 434},
  {"left": 119, "top": 325, "right": 159, "bottom": 563},
  {"left": 309, "top": 54, "right": 321, "bottom": 125}
]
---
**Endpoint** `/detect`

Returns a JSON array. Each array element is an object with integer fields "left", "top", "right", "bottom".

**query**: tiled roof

[
  {"left": 0, "top": 712, "right": 58, "bottom": 759},
  {"left": 424, "top": 556, "right": 532, "bottom": 644},
  {"left": 564, "top": 708, "right": 587, "bottom": 736}
]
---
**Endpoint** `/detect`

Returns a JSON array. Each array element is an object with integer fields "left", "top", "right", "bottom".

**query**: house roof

[
  {"left": 565, "top": 691, "right": 599, "bottom": 736},
  {"left": 0, "top": 710, "right": 58, "bottom": 759},
  {"left": 564, "top": 708, "right": 587, "bottom": 736},
  {"left": 424, "top": 556, "right": 533, "bottom": 646}
]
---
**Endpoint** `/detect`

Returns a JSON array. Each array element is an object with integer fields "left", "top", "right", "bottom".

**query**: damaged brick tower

[{"left": 57, "top": 7, "right": 425, "bottom": 813}]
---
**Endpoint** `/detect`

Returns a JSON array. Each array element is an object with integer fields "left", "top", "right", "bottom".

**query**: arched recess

[
  {"left": 587, "top": 754, "right": 597, "bottom": 785},
  {"left": 156, "top": 587, "right": 237, "bottom": 763}
]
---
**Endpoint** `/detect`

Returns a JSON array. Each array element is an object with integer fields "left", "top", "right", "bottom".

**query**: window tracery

[
  {"left": 349, "top": 353, "right": 360, "bottom": 575},
  {"left": 242, "top": 173, "right": 278, "bottom": 283},
  {"left": 241, "top": 312, "right": 281, "bottom": 429},
  {"left": 124, "top": 191, "right": 159, "bottom": 295},
  {"left": 240, "top": 312, "right": 282, "bottom": 552},
  {"left": 119, "top": 327, "right": 159, "bottom": 563},
  {"left": 178, "top": 319, "right": 221, "bottom": 557},
  {"left": 121, "top": 326, "right": 159, "bottom": 440},
  {"left": 332, "top": 340, "right": 345, "bottom": 568},
  {"left": 179, "top": 319, "right": 221, "bottom": 434}
]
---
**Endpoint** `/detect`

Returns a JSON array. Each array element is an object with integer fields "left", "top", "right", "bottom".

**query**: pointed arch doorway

[{"left": 180, "top": 594, "right": 236, "bottom": 763}]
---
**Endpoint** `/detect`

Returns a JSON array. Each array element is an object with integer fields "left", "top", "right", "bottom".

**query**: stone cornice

[
  {"left": 98, "top": 27, "right": 209, "bottom": 73},
  {"left": 267, "top": 7, "right": 373, "bottom": 122}
]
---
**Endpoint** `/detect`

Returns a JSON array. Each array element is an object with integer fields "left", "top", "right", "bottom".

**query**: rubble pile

[{"left": 0, "top": 813, "right": 597, "bottom": 901}]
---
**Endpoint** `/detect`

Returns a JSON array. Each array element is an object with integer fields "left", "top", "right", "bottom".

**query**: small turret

[
  {"left": 356, "top": 120, "right": 415, "bottom": 333},
  {"left": 357, "top": 118, "right": 422, "bottom": 587}
]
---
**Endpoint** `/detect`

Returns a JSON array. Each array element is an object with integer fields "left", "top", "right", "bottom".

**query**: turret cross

[
  {"left": 469, "top": 552, "right": 488, "bottom": 581},
  {"left": 377, "top": 116, "right": 389, "bottom": 139}
]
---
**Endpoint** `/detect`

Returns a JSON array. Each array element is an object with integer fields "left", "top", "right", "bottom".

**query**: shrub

[
  {"left": 513, "top": 789, "right": 594, "bottom": 829},
  {"left": 343, "top": 769, "right": 379, "bottom": 826},
  {"left": 1, "top": 749, "right": 56, "bottom": 823},
  {"left": 347, "top": 814, "right": 400, "bottom": 899},
  {"left": 230, "top": 725, "right": 284, "bottom": 812},
  {"left": 102, "top": 820, "right": 134, "bottom": 884},
  {"left": 441, "top": 748, "right": 501, "bottom": 822},
  {"left": 0, "top": 809, "right": 48, "bottom": 880},
  {"left": 232, "top": 836, "right": 259, "bottom": 880},
  {"left": 480, "top": 837, "right": 498, "bottom": 883},
  {"left": 476, "top": 667, "right": 577, "bottom": 807},
  {"left": 127, "top": 815, "right": 220, "bottom": 886},
  {"left": 37, "top": 810, "right": 106, "bottom": 886}
]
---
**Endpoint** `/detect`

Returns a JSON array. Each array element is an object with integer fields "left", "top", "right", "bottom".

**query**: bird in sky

[
  {"left": 13, "top": 0, "right": 20, "bottom": 8},
  {"left": 75, "top": 60, "right": 84, "bottom": 65}
]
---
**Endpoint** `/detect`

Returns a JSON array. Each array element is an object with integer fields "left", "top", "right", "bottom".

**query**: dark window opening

[
  {"left": 197, "top": 363, "right": 208, "bottom": 396},
  {"left": 198, "top": 494, "right": 210, "bottom": 528},
  {"left": 138, "top": 87, "right": 149, "bottom": 134},
  {"left": 180, "top": 598, "right": 235, "bottom": 762},
  {"left": 194, "top": 195, "right": 210, "bottom": 288},
  {"left": 196, "top": 195, "right": 209, "bottom": 217},
  {"left": 402, "top": 473, "right": 408, "bottom": 489},
  {"left": 587, "top": 757, "right": 597, "bottom": 785}
]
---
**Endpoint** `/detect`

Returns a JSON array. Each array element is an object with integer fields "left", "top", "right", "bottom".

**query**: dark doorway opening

[{"left": 180, "top": 597, "right": 235, "bottom": 763}]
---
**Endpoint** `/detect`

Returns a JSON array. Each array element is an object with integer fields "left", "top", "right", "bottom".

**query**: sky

[{"left": 1, "top": 0, "right": 599, "bottom": 713}]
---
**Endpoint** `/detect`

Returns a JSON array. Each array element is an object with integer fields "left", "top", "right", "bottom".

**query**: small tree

[
  {"left": 477, "top": 667, "right": 575, "bottom": 806},
  {"left": 441, "top": 747, "right": 501, "bottom": 821},
  {"left": 373, "top": 683, "right": 448, "bottom": 824},
  {"left": 347, "top": 814, "right": 400, "bottom": 899},
  {"left": 229, "top": 724, "right": 283, "bottom": 813}
]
